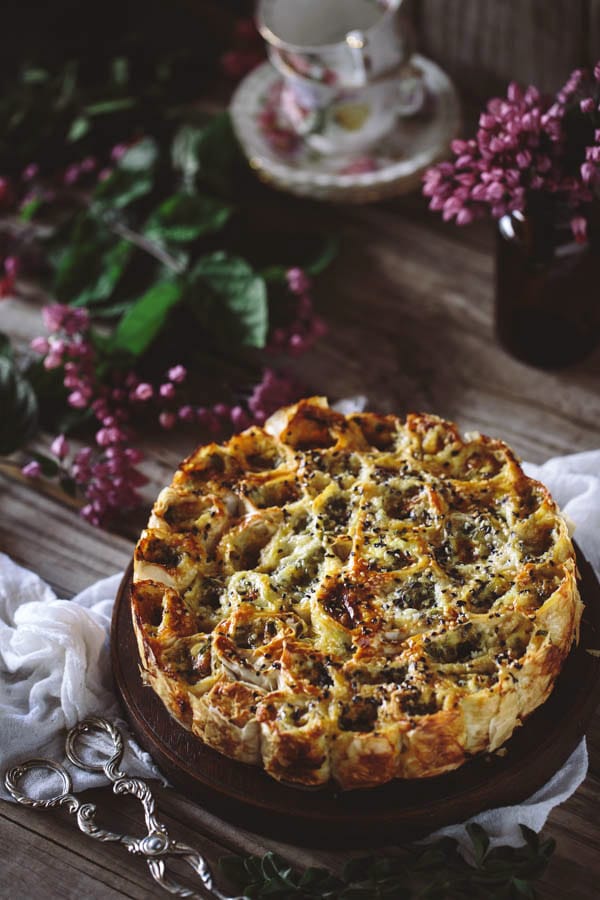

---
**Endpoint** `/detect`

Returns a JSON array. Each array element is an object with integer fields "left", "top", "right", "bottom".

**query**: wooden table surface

[{"left": 1, "top": 185, "right": 600, "bottom": 899}]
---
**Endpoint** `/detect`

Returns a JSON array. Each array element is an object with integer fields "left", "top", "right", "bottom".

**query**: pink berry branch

[
  {"left": 0, "top": 119, "right": 334, "bottom": 528},
  {"left": 423, "top": 64, "right": 600, "bottom": 240},
  {"left": 19, "top": 284, "right": 312, "bottom": 527}
]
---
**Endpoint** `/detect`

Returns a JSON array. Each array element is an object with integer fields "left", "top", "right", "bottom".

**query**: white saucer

[{"left": 230, "top": 56, "right": 461, "bottom": 203}]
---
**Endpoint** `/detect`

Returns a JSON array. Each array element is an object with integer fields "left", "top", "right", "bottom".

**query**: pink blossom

[
  {"left": 111, "top": 143, "right": 129, "bottom": 162},
  {"left": 581, "top": 162, "right": 596, "bottom": 183},
  {"left": 42, "top": 304, "right": 89, "bottom": 336},
  {"left": 213, "top": 403, "right": 231, "bottom": 419},
  {"left": 63, "top": 164, "right": 81, "bottom": 186},
  {"left": 4, "top": 256, "right": 20, "bottom": 277},
  {"left": 159, "top": 411, "right": 177, "bottom": 430},
  {"left": 22, "top": 163, "right": 39, "bottom": 181},
  {"left": 571, "top": 215, "right": 587, "bottom": 243},
  {"left": 30, "top": 336, "right": 49, "bottom": 354},
  {"left": 50, "top": 435, "right": 70, "bottom": 459},
  {"left": 96, "top": 426, "right": 124, "bottom": 446},
  {"left": 286, "top": 267, "right": 311, "bottom": 295},
  {"left": 80, "top": 504, "right": 100, "bottom": 526},
  {"left": 178, "top": 405, "right": 195, "bottom": 423},
  {"left": 75, "top": 447, "right": 94, "bottom": 466},
  {"left": 0, "top": 177, "right": 11, "bottom": 205},
  {"left": 310, "top": 316, "right": 329, "bottom": 338},
  {"left": 456, "top": 208, "right": 475, "bottom": 225},
  {"left": 230, "top": 405, "right": 250, "bottom": 430},
  {"left": 44, "top": 353, "right": 64, "bottom": 370},
  {"left": 124, "top": 447, "right": 144, "bottom": 464},
  {"left": 167, "top": 365, "right": 187, "bottom": 383},
  {"left": 159, "top": 382, "right": 176, "bottom": 399},
  {"left": 580, "top": 98, "right": 595, "bottom": 114},
  {"left": 22, "top": 460, "right": 42, "bottom": 478},
  {"left": 68, "top": 390, "right": 89, "bottom": 408},
  {"left": 289, "top": 333, "right": 307, "bottom": 355},
  {"left": 133, "top": 382, "right": 154, "bottom": 401},
  {"left": 196, "top": 407, "right": 210, "bottom": 426},
  {"left": 248, "top": 368, "right": 301, "bottom": 423}
]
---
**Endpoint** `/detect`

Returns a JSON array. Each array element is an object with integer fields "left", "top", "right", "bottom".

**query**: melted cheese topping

[{"left": 132, "top": 398, "right": 582, "bottom": 788}]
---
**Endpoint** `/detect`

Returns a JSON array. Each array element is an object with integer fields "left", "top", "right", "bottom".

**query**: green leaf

[
  {"left": 84, "top": 97, "right": 135, "bottom": 116},
  {"left": 31, "top": 452, "right": 60, "bottom": 478},
  {"left": 68, "top": 116, "right": 90, "bottom": 142},
  {"left": 92, "top": 168, "right": 154, "bottom": 213},
  {"left": 56, "top": 61, "right": 78, "bottom": 110},
  {"left": 55, "top": 223, "right": 134, "bottom": 307},
  {"left": 53, "top": 218, "right": 110, "bottom": 301},
  {"left": 87, "top": 299, "right": 136, "bottom": 319},
  {"left": 219, "top": 826, "right": 555, "bottom": 900},
  {"left": 20, "top": 196, "right": 44, "bottom": 221},
  {"left": 22, "top": 67, "right": 49, "bottom": 84},
  {"left": 112, "top": 280, "right": 183, "bottom": 356},
  {"left": 171, "top": 124, "right": 203, "bottom": 185},
  {"left": 187, "top": 252, "right": 268, "bottom": 348},
  {"left": 0, "top": 332, "right": 13, "bottom": 361},
  {"left": 305, "top": 234, "right": 340, "bottom": 276},
  {"left": 0, "top": 357, "right": 38, "bottom": 455},
  {"left": 144, "top": 192, "right": 232, "bottom": 243},
  {"left": 22, "top": 359, "right": 68, "bottom": 433},
  {"left": 172, "top": 114, "right": 239, "bottom": 192},
  {"left": 59, "top": 475, "right": 78, "bottom": 498},
  {"left": 467, "top": 823, "right": 491, "bottom": 866},
  {"left": 111, "top": 57, "right": 130, "bottom": 86},
  {"left": 119, "top": 136, "right": 159, "bottom": 171},
  {"left": 72, "top": 239, "right": 133, "bottom": 307},
  {"left": 260, "top": 264, "right": 287, "bottom": 284}
]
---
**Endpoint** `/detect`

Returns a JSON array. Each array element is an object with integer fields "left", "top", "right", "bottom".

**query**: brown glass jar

[{"left": 495, "top": 209, "right": 600, "bottom": 368}]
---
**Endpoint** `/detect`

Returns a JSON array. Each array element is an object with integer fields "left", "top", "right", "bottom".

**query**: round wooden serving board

[{"left": 111, "top": 547, "right": 600, "bottom": 848}]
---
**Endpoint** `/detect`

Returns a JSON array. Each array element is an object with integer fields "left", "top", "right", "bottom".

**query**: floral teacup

[
  {"left": 269, "top": 45, "right": 424, "bottom": 156},
  {"left": 257, "top": 0, "right": 423, "bottom": 155}
]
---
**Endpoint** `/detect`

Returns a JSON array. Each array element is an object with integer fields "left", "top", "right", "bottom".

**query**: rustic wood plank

[
  {"left": 0, "top": 475, "right": 132, "bottom": 597},
  {"left": 416, "top": 0, "right": 586, "bottom": 96}
]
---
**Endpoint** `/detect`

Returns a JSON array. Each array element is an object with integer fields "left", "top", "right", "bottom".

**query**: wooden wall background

[{"left": 408, "top": 0, "right": 600, "bottom": 96}]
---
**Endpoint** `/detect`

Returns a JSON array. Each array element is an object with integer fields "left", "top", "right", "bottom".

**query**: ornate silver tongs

[{"left": 4, "top": 716, "right": 241, "bottom": 899}]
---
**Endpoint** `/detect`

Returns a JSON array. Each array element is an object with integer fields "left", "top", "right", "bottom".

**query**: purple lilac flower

[
  {"left": 22, "top": 460, "right": 42, "bottom": 478},
  {"left": 423, "top": 64, "right": 600, "bottom": 241},
  {"left": 167, "top": 365, "right": 187, "bottom": 383},
  {"left": 50, "top": 435, "right": 70, "bottom": 459},
  {"left": 248, "top": 368, "right": 302, "bottom": 424}
]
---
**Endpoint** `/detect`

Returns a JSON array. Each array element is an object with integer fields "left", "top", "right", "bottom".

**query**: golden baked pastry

[{"left": 131, "top": 398, "right": 582, "bottom": 789}]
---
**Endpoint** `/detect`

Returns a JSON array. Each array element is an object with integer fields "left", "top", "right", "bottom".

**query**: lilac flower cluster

[
  {"left": 248, "top": 367, "right": 304, "bottom": 425},
  {"left": 268, "top": 267, "right": 328, "bottom": 355},
  {"left": 26, "top": 303, "right": 304, "bottom": 525},
  {"left": 0, "top": 147, "right": 125, "bottom": 303},
  {"left": 22, "top": 435, "right": 148, "bottom": 527},
  {"left": 423, "top": 64, "right": 600, "bottom": 240}
]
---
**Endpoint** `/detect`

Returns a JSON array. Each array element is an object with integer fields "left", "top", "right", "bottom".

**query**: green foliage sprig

[{"left": 219, "top": 825, "right": 555, "bottom": 900}]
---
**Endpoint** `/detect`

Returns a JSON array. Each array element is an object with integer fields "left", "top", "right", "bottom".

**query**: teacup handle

[{"left": 345, "top": 30, "right": 369, "bottom": 87}]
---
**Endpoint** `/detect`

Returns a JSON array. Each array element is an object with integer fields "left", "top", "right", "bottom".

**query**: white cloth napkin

[{"left": 0, "top": 449, "right": 598, "bottom": 852}]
